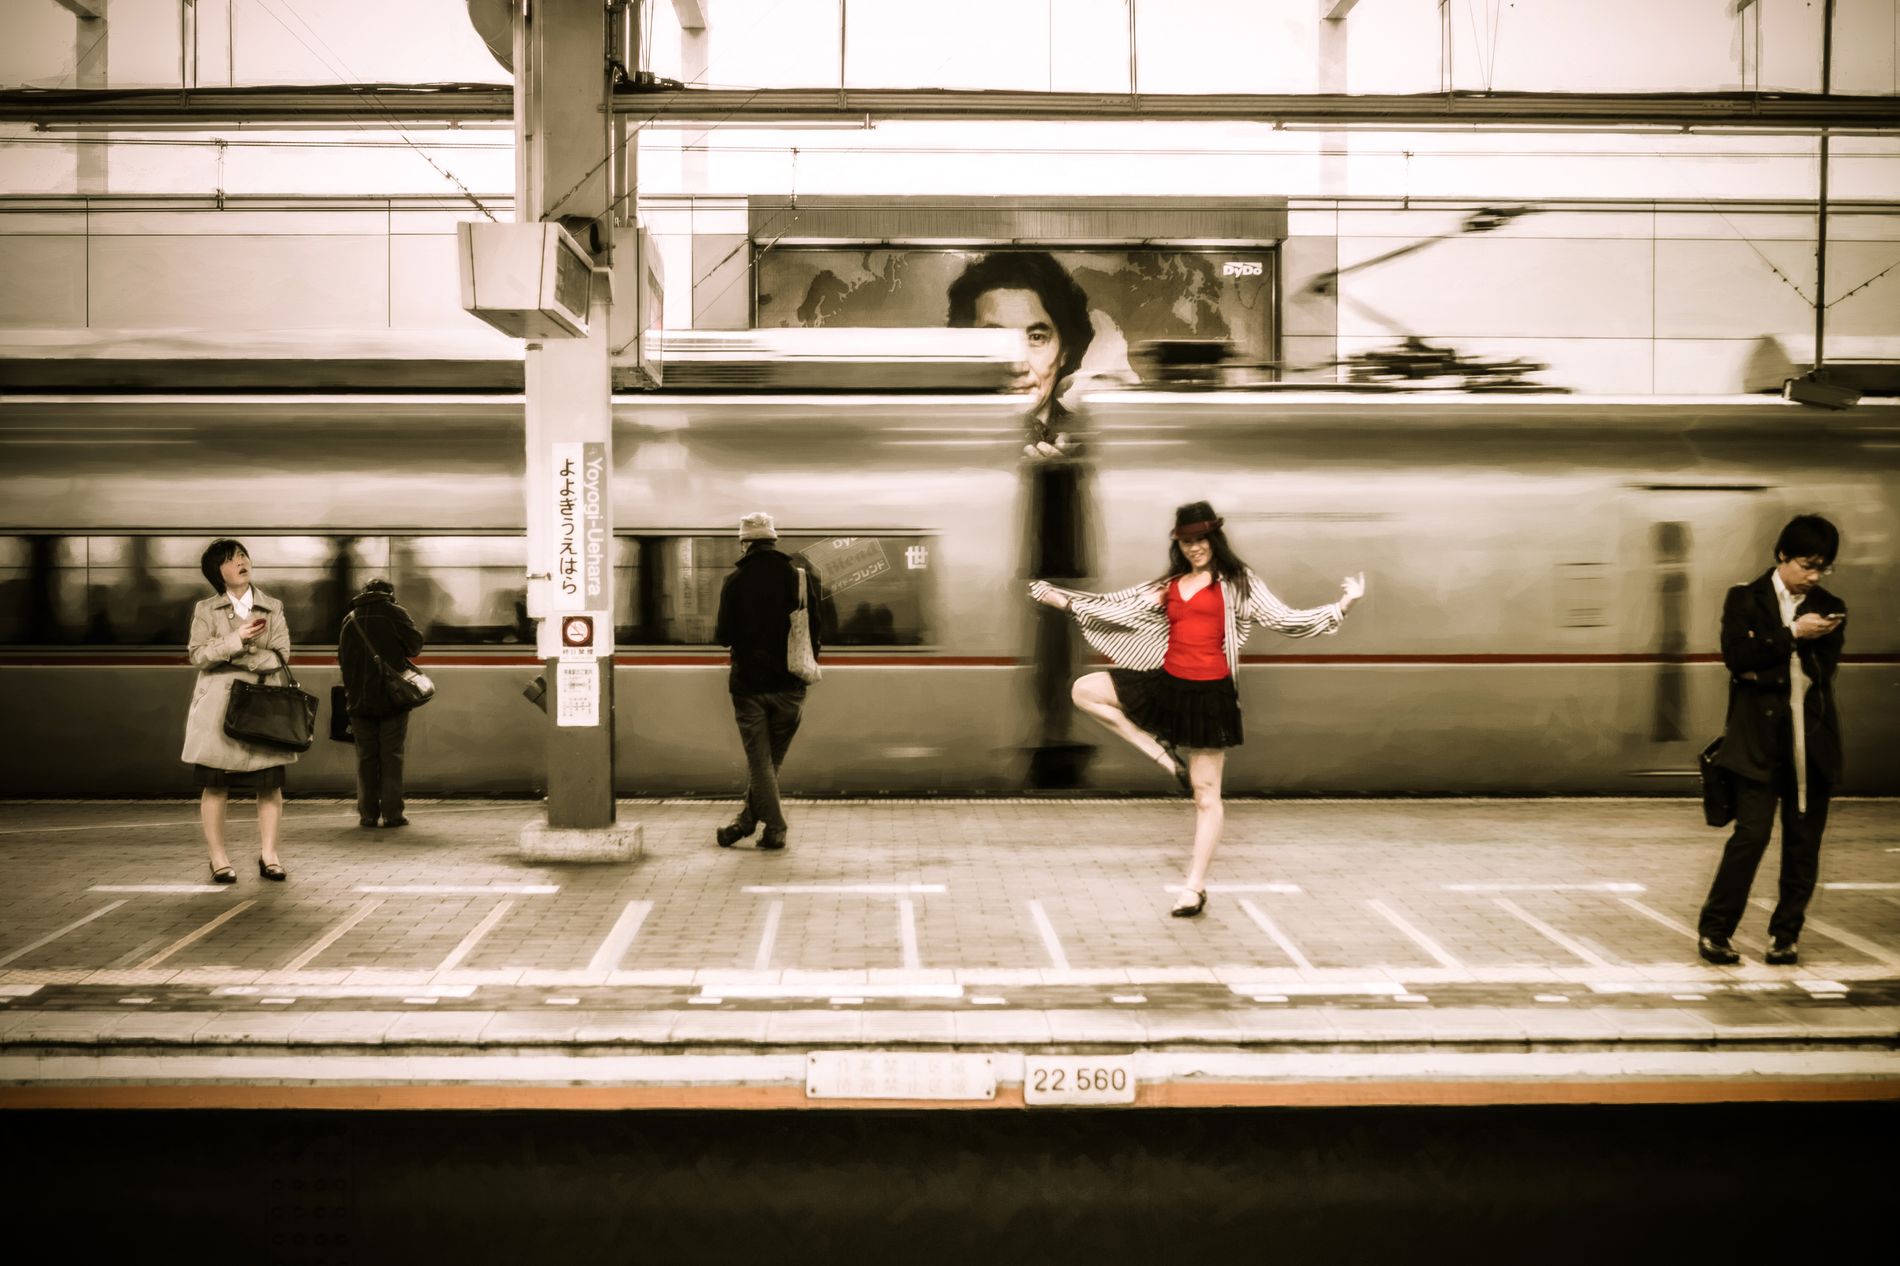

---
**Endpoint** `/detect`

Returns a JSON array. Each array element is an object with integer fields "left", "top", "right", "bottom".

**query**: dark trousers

[
  {"left": 350, "top": 711, "right": 410, "bottom": 825},
  {"left": 1698, "top": 760, "right": 1830, "bottom": 942},
  {"left": 730, "top": 689, "right": 804, "bottom": 837}
]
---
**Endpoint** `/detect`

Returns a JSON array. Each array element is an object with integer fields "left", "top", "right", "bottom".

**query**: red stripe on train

[{"left": 4, "top": 652, "right": 1897, "bottom": 667}]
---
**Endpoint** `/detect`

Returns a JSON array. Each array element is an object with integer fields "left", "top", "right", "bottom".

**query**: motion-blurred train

[{"left": 2, "top": 331, "right": 1895, "bottom": 797}]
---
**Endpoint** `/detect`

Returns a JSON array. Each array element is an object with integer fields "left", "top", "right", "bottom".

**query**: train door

[{"left": 1619, "top": 485, "right": 1777, "bottom": 779}]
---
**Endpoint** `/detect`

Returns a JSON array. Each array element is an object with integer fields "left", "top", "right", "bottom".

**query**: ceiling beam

[
  {"left": 1325, "top": 0, "right": 1362, "bottom": 19},
  {"left": 3, "top": 85, "right": 1898, "bottom": 130},
  {"left": 670, "top": 0, "right": 706, "bottom": 30},
  {"left": 53, "top": 0, "right": 104, "bottom": 17}
]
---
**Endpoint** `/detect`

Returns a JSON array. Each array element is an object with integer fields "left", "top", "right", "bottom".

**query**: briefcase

[
  {"left": 224, "top": 650, "right": 319, "bottom": 753},
  {"left": 1698, "top": 736, "right": 1735, "bottom": 828}
]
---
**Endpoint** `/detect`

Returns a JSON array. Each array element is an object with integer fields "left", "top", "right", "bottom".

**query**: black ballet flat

[
  {"left": 258, "top": 859, "right": 287, "bottom": 882},
  {"left": 1170, "top": 888, "right": 1207, "bottom": 918},
  {"left": 209, "top": 863, "right": 237, "bottom": 885}
]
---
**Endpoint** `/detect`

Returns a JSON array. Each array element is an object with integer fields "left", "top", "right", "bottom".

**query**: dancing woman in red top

[{"left": 1031, "top": 502, "right": 1365, "bottom": 916}]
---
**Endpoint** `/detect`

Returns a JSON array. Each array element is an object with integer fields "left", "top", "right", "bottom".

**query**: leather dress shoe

[
  {"left": 756, "top": 831, "right": 787, "bottom": 851},
  {"left": 382, "top": 817, "right": 410, "bottom": 828},
  {"left": 715, "top": 820, "right": 757, "bottom": 848},
  {"left": 1766, "top": 938, "right": 1799, "bottom": 966},
  {"left": 1697, "top": 934, "right": 1741, "bottom": 965}
]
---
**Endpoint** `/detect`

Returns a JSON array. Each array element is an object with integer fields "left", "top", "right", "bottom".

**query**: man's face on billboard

[{"left": 973, "top": 287, "right": 1063, "bottom": 417}]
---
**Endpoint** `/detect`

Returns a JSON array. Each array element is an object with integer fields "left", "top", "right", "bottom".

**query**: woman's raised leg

[{"left": 1070, "top": 672, "right": 1173, "bottom": 770}]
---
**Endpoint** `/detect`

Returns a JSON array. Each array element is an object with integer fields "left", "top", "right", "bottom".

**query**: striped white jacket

[{"left": 1029, "top": 570, "right": 1343, "bottom": 677}]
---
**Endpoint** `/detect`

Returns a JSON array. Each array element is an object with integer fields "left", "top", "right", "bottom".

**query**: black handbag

[
  {"left": 329, "top": 684, "right": 354, "bottom": 742},
  {"left": 345, "top": 615, "right": 435, "bottom": 711},
  {"left": 1699, "top": 736, "right": 1735, "bottom": 828},
  {"left": 224, "top": 649, "right": 319, "bottom": 752}
]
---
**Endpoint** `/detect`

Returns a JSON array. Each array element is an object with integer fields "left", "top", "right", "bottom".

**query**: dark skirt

[
  {"left": 1108, "top": 668, "right": 1244, "bottom": 750},
  {"left": 194, "top": 764, "right": 286, "bottom": 791}
]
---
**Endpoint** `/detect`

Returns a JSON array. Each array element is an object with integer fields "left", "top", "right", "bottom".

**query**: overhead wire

[{"left": 250, "top": 0, "right": 499, "bottom": 220}]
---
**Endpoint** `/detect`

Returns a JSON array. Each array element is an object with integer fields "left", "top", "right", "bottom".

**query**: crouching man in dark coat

[
  {"left": 1697, "top": 515, "right": 1847, "bottom": 967},
  {"left": 339, "top": 578, "right": 426, "bottom": 829},
  {"left": 714, "top": 512, "right": 822, "bottom": 851}
]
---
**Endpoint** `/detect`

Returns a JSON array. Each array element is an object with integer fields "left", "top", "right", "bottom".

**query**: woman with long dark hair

[{"left": 1031, "top": 502, "right": 1365, "bottom": 916}]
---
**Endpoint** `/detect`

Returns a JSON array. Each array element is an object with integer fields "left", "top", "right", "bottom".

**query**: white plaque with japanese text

[{"left": 555, "top": 658, "right": 600, "bottom": 727}]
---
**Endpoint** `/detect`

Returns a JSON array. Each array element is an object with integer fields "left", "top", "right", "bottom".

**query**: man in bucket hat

[{"left": 714, "top": 512, "right": 823, "bottom": 850}]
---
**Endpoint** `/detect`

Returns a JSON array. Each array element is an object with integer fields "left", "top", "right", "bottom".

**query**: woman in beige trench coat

[{"left": 182, "top": 539, "right": 295, "bottom": 882}]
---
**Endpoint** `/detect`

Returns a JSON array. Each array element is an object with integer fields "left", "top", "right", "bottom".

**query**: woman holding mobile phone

[
  {"left": 1031, "top": 502, "right": 1366, "bottom": 917},
  {"left": 181, "top": 539, "right": 296, "bottom": 882}
]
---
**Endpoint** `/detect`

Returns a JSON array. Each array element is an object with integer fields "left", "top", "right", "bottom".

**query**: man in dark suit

[
  {"left": 713, "top": 512, "right": 822, "bottom": 851},
  {"left": 1698, "top": 515, "right": 1847, "bottom": 967}
]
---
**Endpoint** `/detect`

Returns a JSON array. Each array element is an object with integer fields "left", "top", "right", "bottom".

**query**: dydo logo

[{"left": 1221, "top": 261, "right": 1264, "bottom": 277}]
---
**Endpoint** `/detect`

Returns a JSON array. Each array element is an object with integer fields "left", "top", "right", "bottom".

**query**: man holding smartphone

[{"left": 1697, "top": 514, "right": 1848, "bottom": 967}]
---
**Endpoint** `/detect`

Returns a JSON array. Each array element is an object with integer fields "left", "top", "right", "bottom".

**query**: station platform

[{"left": 2, "top": 796, "right": 1896, "bottom": 1110}]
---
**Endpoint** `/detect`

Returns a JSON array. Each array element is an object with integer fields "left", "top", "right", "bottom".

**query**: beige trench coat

[{"left": 180, "top": 587, "right": 299, "bottom": 772}]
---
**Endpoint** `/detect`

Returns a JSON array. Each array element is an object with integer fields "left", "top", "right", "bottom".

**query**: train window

[
  {"left": 0, "top": 537, "right": 39, "bottom": 643},
  {"left": 387, "top": 535, "right": 532, "bottom": 645},
  {"left": 635, "top": 533, "right": 933, "bottom": 647}
]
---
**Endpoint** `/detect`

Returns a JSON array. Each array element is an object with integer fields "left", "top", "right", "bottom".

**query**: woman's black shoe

[
  {"left": 1170, "top": 888, "right": 1207, "bottom": 918},
  {"left": 258, "top": 859, "right": 287, "bottom": 881},
  {"left": 209, "top": 863, "right": 237, "bottom": 885}
]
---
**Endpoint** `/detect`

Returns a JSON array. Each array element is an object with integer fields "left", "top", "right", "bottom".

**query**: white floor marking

[
  {"left": 433, "top": 899, "right": 515, "bottom": 975},
  {"left": 1366, "top": 899, "right": 1465, "bottom": 971},
  {"left": 1447, "top": 883, "right": 1644, "bottom": 893},
  {"left": 687, "top": 997, "right": 723, "bottom": 1005},
  {"left": 1237, "top": 898, "right": 1314, "bottom": 972},
  {"left": 280, "top": 898, "right": 383, "bottom": 972},
  {"left": 0, "top": 901, "right": 127, "bottom": 968},
  {"left": 260, "top": 998, "right": 296, "bottom": 1005},
  {"left": 829, "top": 997, "right": 865, "bottom": 1006},
  {"left": 1492, "top": 897, "right": 1616, "bottom": 968},
  {"left": 1534, "top": 994, "right": 1570, "bottom": 1003},
  {"left": 545, "top": 997, "right": 579, "bottom": 1006},
  {"left": 704, "top": 983, "right": 964, "bottom": 1000},
  {"left": 403, "top": 997, "right": 439, "bottom": 1005},
  {"left": 1798, "top": 979, "right": 1849, "bottom": 993},
  {"left": 0, "top": 986, "right": 41, "bottom": 997},
  {"left": 118, "top": 997, "right": 153, "bottom": 1005},
  {"left": 1614, "top": 896, "right": 1765, "bottom": 953},
  {"left": 136, "top": 900, "right": 256, "bottom": 969},
  {"left": 358, "top": 885, "right": 558, "bottom": 895},
  {"left": 1225, "top": 981, "right": 1406, "bottom": 997},
  {"left": 753, "top": 901, "right": 783, "bottom": 972},
  {"left": 970, "top": 996, "right": 1008, "bottom": 1006},
  {"left": 1251, "top": 995, "right": 1288, "bottom": 1004},
  {"left": 0, "top": 819, "right": 199, "bottom": 836},
  {"left": 1394, "top": 994, "right": 1430, "bottom": 1003},
  {"left": 585, "top": 900, "right": 653, "bottom": 974},
  {"left": 1672, "top": 994, "right": 1707, "bottom": 1002},
  {"left": 898, "top": 898, "right": 921, "bottom": 971},
  {"left": 90, "top": 885, "right": 236, "bottom": 894},
  {"left": 215, "top": 984, "right": 475, "bottom": 999},
  {"left": 1823, "top": 882, "right": 1900, "bottom": 890},
  {"left": 1027, "top": 900, "right": 1070, "bottom": 971},
  {"left": 1112, "top": 994, "right": 1146, "bottom": 1004},
  {"left": 1750, "top": 899, "right": 1900, "bottom": 968},
  {"left": 742, "top": 884, "right": 946, "bottom": 895}
]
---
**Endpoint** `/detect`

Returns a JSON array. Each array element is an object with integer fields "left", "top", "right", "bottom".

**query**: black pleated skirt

[
  {"left": 193, "top": 764, "right": 286, "bottom": 791},
  {"left": 1108, "top": 668, "right": 1244, "bottom": 750}
]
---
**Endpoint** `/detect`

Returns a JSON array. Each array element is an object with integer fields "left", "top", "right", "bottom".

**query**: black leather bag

[
  {"left": 1699, "top": 736, "right": 1735, "bottom": 828},
  {"left": 329, "top": 685, "right": 354, "bottom": 742},
  {"left": 346, "top": 615, "right": 436, "bottom": 711},
  {"left": 224, "top": 650, "right": 318, "bottom": 752}
]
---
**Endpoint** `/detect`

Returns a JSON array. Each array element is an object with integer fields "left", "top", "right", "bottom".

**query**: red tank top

[{"left": 1163, "top": 576, "right": 1228, "bottom": 680}]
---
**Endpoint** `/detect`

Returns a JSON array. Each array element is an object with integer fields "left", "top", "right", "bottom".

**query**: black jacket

[
  {"left": 715, "top": 546, "right": 822, "bottom": 695},
  {"left": 1712, "top": 569, "right": 1846, "bottom": 786},
  {"left": 338, "top": 591, "right": 426, "bottom": 718}
]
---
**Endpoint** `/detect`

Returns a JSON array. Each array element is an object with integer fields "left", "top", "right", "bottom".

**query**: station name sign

[{"left": 551, "top": 441, "right": 607, "bottom": 612}]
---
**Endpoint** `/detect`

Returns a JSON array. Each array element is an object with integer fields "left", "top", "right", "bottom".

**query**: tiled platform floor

[{"left": 2, "top": 797, "right": 1896, "bottom": 1105}]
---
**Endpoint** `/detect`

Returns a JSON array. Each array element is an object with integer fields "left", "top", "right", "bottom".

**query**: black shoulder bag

[
  {"left": 346, "top": 615, "right": 436, "bottom": 711},
  {"left": 1698, "top": 736, "right": 1735, "bottom": 828},
  {"left": 224, "top": 648, "right": 319, "bottom": 752}
]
